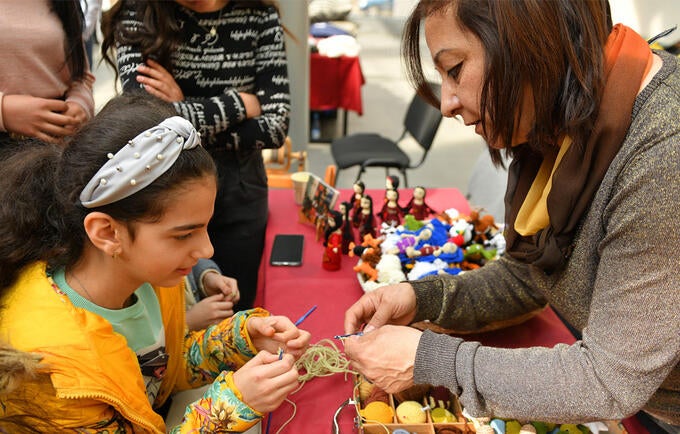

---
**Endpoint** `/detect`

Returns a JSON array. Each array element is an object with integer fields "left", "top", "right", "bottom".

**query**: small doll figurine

[
  {"left": 405, "top": 186, "right": 436, "bottom": 221},
  {"left": 348, "top": 180, "right": 365, "bottom": 218},
  {"left": 352, "top": 194, "right": 376, "bottom": 240},
  {"left": 338, "top": 201, "right": 355, "bottom": 254},
  {"left": 378, "top": 188, "right": 404, "bottom": 228},
  {"left": 385, "top": 175, "right": 400, "bottom": 192},
  {"left": 322, "top": 210, "right": 344, "bottom": 271}
]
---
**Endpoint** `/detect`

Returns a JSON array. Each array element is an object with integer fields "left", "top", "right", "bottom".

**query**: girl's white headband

[{"left": 79, "top": 116, "right": 201, "bottom": 208}]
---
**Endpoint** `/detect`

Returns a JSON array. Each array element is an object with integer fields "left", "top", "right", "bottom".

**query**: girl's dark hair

[
  {"left": 0, "top": 92, "right": 217, "bottom": 293},
  {"left": 403, "top": 0, "right": 613, "bottom": 165},
  {"left": 100, "top": 0, "right": 284, "bottom": 83},
  {"left": 52, "top": 0, "right": 87, "bottom": 81}
]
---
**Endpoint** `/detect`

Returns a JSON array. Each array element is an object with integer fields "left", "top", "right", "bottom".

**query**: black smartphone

[{"left": 270, "top": 234, "right": 304, "bottom": 266}]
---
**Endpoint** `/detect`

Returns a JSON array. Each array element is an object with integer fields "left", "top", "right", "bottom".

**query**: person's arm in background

[
  {"left": 114, "top": 7, "right": 290, "bottom": 152},
  {"left": 186, "top": 259, "right": 240, "bottom": 331}
]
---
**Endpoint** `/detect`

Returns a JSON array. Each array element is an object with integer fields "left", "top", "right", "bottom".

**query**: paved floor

[{"left": 92, "top": 13, "right": 505, "bottom": 215}]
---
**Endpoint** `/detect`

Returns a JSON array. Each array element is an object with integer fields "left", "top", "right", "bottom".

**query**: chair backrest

[{"left": 403, "top": 82, "right": 443, "bottom": 152}]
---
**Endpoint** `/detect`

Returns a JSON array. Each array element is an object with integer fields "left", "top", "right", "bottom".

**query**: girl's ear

[{"left": 83, "top": 212, "right": 124, "bottom": 257}]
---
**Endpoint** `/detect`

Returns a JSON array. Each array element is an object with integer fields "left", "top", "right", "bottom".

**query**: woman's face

[
  {"left": 425, "top": 7, "right": 533, "bottom": 149},
  {"left": 425, "top": 8, "right": 499, "bottom": 149},
  {"left": 117, "top": 176, "right": 217, "bottom": 288}
]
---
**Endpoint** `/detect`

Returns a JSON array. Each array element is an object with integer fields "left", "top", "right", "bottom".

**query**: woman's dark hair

[
  {"left": 52, "top": 0, "right": 87, "bottom": 81},
  {"left": 100, "top": 0, "right": 284, "bottom": 83},
  {"left": 0, "top": 92, "right": 217, "bottom": 292},
  {"left": 403, "top": 0, "right": 613, "bottom": 165}
]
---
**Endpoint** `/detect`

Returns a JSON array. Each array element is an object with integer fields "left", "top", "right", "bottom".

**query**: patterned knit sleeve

[
  {"left": 182, "top": 308, "right": 269, "bottom": 386},
  {"left": 410, "top": 256, "right": 548, "bottom": 332},
  {"left": 163, "top": 308, "right": 269, "bottom": 432},
  {"left": 173, "top": 7, "right": 291, "bottom": 152}
]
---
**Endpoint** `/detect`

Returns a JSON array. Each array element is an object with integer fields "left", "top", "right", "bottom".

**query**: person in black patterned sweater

[{"left": 102, "top": 0, "right": 290, "bottom": 311}]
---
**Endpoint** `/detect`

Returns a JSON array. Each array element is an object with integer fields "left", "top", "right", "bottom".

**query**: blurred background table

[{"left": 309, "top": 53, "right": 365, "bottom": 140}]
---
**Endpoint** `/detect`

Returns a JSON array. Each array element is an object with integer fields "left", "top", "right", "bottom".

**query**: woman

[
  {"left": 0, "top": 0, "right": 94, "bottom": 151},
  {"left": 343, "top": 0, "right": 679, "bottom": 429},
  {"left": 101, "top": 0, "right": 290, "bottom": 311}
]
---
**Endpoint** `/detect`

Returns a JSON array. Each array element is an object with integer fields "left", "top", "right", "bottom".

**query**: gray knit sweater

[{"left": 411, "top": 50, "right": 680, "bottom": 425}]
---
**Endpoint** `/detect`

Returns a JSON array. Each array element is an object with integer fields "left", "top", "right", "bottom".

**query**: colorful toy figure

[
  {"left": 405, "top": 186, "right": 436, "bottom": 220},
  {"left": 348, "top": 180, "right": 365, "bottom": 219},
  {"left": 352, "top": 194, "right": 376, "bottom": 240},
  {"left": 378, "top": 188, "right": 404, "bottom": 228},
  {"left": 322, "top": 210, "right": 344, "bottom": 271},
  {"left": 338, "top": 201, "right": 354, "bottom": 254}
]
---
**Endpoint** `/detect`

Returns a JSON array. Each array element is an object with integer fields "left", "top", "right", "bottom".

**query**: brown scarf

[{"left": 504, "top": 24, "right": 653, "bottom": 273}]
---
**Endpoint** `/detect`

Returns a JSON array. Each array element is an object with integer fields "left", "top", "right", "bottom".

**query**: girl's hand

[
  {"left": 342, "top": 325, "right": 422, "bottom": 394},
  {"left": 136, "top": 59, "right": 184, "bottom": 102},
  {"left": 202, "top": 271, "right": 240, "bottom": 303},
  {"left": 247, "top": 315, "right": 311, "bottom": 360},
  {"left": 2, "top": 95, "right": 77, "bottom": 143},
  {"left": 233, "top": 350, "right": 300, "bottom": 413},
  {"left": 63, "top": 101, "right": 89, "bottom": 130},
  {"left": 185, "top": 294, "right": 236, "bottom": 331}
]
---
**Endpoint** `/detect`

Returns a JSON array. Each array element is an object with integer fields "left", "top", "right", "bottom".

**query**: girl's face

[
  {"left": 354, "top": 183, "right": 363, "bottom": 194},
  {"left": 426, "top": 9, "right": 488, "bottom": 143},
  {"left": 118, "top": 176, "right": 217, "bottom": 288},
  {"left": 414, "top": 187, "right": 425, "bottom": 199}
]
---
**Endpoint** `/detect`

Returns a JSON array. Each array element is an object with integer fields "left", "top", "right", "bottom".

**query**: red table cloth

[{"left": 257, "top": 188, "right": 578, "bottom": 433}]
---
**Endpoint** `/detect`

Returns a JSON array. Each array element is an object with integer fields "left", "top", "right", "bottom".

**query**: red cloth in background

[{"left": 310, "top": 53, "right": 365, "bottom": 114}]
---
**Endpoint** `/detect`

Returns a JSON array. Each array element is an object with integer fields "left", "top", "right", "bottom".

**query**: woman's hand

[
  {"left": 2, "top": 95, "right": 78, "bottom": 143},
  {"left": 342, "top": 325, "right": 422, "bottom": 394},
  {"left": 136, "top": 59, "right": 184, "bottom": 102},
  {"left": 185, "top": 294, "right": 237, "bottom": 331},
  {"left": 62, "top": 101, "right": 89, "bottom": 130},
  {"left": 246, "top": 315, "right": 311, "bottom": 360},
  {"left": 233, "top": 350, "right": 300, "bottom": 413},
  {"left": 343, "top": 282, "right": 417, "bottom": 334}
]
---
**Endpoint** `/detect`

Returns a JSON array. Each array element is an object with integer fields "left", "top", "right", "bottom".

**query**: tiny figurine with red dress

[
  {"left": 322, "top": 210, "right": 344, "bottom": 271},
  {"left": 352, "top": 194, "right": 376, "bottom": 240},
  {"left": 338, "top": 201, "right": 354, "bottom": 254},
  {"left": 348, "top": 180, "right": 365, "bottom": 220},
  {"left": 378, "top": 188, "right": 404, "bottom": 228},
  {"left": 405, "top": 186, "right": 436, "bottom": 221}
]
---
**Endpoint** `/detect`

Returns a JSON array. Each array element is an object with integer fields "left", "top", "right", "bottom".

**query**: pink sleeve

[{"left": 65, "top": 72, "right": 96, "bottom": 120}]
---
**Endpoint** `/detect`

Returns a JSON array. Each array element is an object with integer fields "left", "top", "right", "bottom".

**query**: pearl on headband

[{"left": 79, "top": 116, "right": 201, "bottom": 208}]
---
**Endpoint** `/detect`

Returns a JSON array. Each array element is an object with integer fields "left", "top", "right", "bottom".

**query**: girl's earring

[{"left": 112, "top": 249, "right": 121, "bottom": 259}]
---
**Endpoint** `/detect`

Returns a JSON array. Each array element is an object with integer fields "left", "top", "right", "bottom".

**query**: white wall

[
  {"left": 278, "top": 1, "right": 310, "bottom": 153},
  {"left": 609, "top": 0, "right": 679, "bottom": 42}
]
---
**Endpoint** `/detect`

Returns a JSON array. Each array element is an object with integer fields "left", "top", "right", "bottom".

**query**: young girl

[
  {"left": 101, "top": 0, "right": 291, "bottom": 312},
  {"left": 0, "top": 93, "right": 310, "bottom": 433}
]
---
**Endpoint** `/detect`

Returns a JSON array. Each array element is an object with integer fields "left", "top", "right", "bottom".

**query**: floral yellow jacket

[{"left": 0, "top": 262, "right": 269, "bottom": 433}]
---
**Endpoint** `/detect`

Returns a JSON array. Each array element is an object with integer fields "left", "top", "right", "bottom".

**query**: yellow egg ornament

[
  {"left": 431, "top": 407, "right": 456, "bottom": 423},
  {"left": 359, "top": 401, "right": 394, "bottom": 424},
  {"left": 396, "top": 400, "right": 427, "bottom": 424}
]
